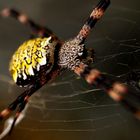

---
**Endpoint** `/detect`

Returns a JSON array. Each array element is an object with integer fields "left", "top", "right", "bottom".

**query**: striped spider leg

[
  {"left": 0, "top": 7, "right": 63, "bottom": 134},
  {"left": 0, "top": 64, "right": 61, "bottom": 135},
  {"left": 0, "top": 0, "right": 139, "bottom": 137},
  {"left": 1, "top": 7, "right": 55, "bottom": 38},
  {"left": 58, "top": 0, "right": 140, "bottom": 118}
]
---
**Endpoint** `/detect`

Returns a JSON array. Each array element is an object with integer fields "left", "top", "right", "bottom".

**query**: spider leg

[
  {"left": 0, "top": 85, "right": 36, "bottom": 121},
  {"left": 0, "top": 8, "right": 58, "bottom": 39},
  {"left": 0, "top": 65, "right": 61, "bottom": 134},
  {"left": 0, "top": 92, "right": 27, "bottom": 120},
  {"left": 8, "top": 96, "right": 29, "bottom": 135},
  {"left": 76, "top": 0, "right": 110, "bottom": 41},
  {"left": 0, "top": 84, "right": 41, "bottom": 136},
  {"left": 73, "top": 63, "right": 140, "bottom": 119}
]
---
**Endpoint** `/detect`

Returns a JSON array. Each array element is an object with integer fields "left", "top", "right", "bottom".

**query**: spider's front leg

[
  {"left": 76, "top": 0, "right": 110, "bottom": 42},
  {"left": 58, "top": 0, "right": 110, "bottom": 71},
  {"left": 0, "top": 8, "right": 58, "bottom": 39}
]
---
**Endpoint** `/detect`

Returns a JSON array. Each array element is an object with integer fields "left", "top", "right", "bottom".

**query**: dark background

[{"left": 0, "top": 0, "right": 140, "bottom": 140}]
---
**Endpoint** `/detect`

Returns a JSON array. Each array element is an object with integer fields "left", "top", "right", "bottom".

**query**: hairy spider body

[
  {"left": 9, "top": 37, "right": 58, "bottom": 86},
  {"left": 0, "top": 0, "right": 140, "bottom": 138},
  {"left": 10, "top": 36, "right": 86, "bottom": 86},
  {"left": 58, "top": 38, "right": 85, "bottom": 70}
]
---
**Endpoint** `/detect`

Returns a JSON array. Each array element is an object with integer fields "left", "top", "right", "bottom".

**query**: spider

[{"left": 0, "top": 0, "right": 140, "bottom": 135}]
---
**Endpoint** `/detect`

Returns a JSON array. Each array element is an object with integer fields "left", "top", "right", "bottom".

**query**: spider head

[{"left": 9, "top": 37, "right": 58, "bottom": 87}]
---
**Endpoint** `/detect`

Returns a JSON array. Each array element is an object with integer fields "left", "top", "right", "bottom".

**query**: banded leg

[
  {"left": 8, "top": 97, "right": 29, "bottom": 134},
  {"left": 0, "top": 8, "right": 58, "bottom": 39},
  {"left": 59, "top": 0, "right": 110, "bottom": 68},
  {"left": 73, "top": 63, "right": 140, "bottom": 119},
  {"left": 0, "top": 67, "right": 61, "bottom": 134},
  {"left": 76, "top": 0, "right": 110, "bottom": 41},
  {"left": 0, "top": 84, "right": 40, "bottom": 134}
]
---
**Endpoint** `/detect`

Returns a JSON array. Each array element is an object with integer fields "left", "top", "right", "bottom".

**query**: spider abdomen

[{"left": 9, "top": 37, "right": 57, "bottom": 87}]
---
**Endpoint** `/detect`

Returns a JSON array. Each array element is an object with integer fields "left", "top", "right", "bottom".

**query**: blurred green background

[{"left": 0, "top": 0, "right": 140, "bottom": 140}]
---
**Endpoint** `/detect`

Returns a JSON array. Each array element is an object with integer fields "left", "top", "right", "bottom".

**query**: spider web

[{"left": 0, "top": 0, "right": 140, "bottom": 140}]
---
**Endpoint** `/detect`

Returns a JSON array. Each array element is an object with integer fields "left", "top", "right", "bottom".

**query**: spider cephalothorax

[
  {"left": 9, "top": 37, "right": 58, "bottom": 86},
  {"left": 58, "top": 37, "right": 85, "bottom": 70}
]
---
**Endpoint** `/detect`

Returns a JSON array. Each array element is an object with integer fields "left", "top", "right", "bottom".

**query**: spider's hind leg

[
  {"left": 8, "top": 96, "right": 29, "bottom": 134},
  {"left": 0, "top": 85, "right": 39, "bottom": 134},
  {"left": 73, "top": 63, "right": 140, "bottom": 119}
]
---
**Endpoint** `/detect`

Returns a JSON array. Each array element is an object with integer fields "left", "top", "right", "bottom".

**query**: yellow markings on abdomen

[{"left": 9, "top": 37, "right": 57, "bottom": 84}]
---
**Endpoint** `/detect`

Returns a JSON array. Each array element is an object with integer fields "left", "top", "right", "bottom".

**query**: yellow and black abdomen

[{"left": 9, "top": 37, "right": 57, "bottom": 87}]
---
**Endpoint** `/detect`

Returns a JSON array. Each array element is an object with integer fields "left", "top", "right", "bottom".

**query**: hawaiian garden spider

[{"left": 0, "top": 0, "right": 140, "bottom": 135}]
